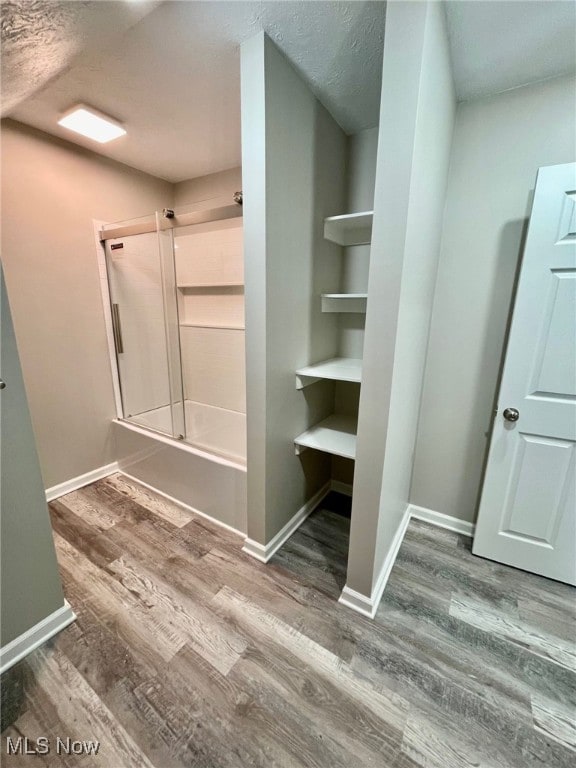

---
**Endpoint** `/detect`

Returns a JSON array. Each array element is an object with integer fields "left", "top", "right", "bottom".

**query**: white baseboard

[
  {"left": 337, "top": 585, "right": 375, "bottom": 618},
  {"left": 118, "top": 470, "right": 246, "bottom": 538},
  {"left": 45, "top": 462, "right": 119, "bottom": 502},
  {"left": 241, "top": 539, "right": 269, "bottom": 563},
  {"left": 243, "top": 482, "right": 331, "bottom": 563},
  {"left": 369, "top": 505, "right": 412, "bottom": 613},
  {"left": 339, "top": 505, "right": 411, "bottom": 620},
  {"left": 330, "top": 480, "right": 353, "bottom": 497},
  {"left": 339, "top": 503, "right": 476, "bottom": 619},
  {"left": 408, "top": 504, "right": 475, "bottom": 537},
  {"left": 0, "top": 601, "right": 76, "bottom": 675}
]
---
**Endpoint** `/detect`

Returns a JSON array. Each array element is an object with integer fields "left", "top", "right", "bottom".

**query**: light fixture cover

[{"left": 58, "top": 104, "right": 126, "bottom": 143}]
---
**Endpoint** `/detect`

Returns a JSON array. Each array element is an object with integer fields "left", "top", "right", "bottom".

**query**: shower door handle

[{"left": 111, "top": 304, "right": 124, "bottom": 354}]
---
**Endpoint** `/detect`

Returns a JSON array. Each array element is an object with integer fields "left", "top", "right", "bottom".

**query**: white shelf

[
  {"left": 296, "top": 357, "right": 362, "bottom": 389},
  {"left": 294, "top": 415, "right": 357, "bottom": 459},
  {"left": 178, "top": 283, "right": 244, "bottom": 289},
  {"left": 324, "top": 211, "right": 373, "bottom": 246},
  {"left": 180, "top": 323, "right": 245, "bottom": 331},
  {"left": 321, "top": 294, "right": 367, "bottom": 313}
]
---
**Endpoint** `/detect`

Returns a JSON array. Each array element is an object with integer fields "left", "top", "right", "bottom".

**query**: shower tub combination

[{"left": 98, "top": 199, "right": 247, "bottom": 532}]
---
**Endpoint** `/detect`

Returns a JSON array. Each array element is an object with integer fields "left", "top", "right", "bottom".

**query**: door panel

[
  {"left": 529, "top": 270, "right": 575, "bottom": 397},
  {"left": 473, "top": 163, "right": 576, "bottom": 584},
  {"left": 502, "top": 434, "right": 573, "bottom": 543}
]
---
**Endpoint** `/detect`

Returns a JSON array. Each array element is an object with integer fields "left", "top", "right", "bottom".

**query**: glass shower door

[
  {"left": 156, "top": 212, "right": 185, "bottom": 438},
  {"left": 103, "top": 214, "right": 185, "bottom": 438}
]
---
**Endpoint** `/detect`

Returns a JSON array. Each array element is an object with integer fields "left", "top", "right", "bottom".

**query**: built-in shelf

[
  {"left": 177, "top": 283, "right": 244, "bottom": 289},
  {"left": 295, "top": 357, "right": 362, "bottom": 389},
  {"left": 324, "top": 211, "right": 373, "bottom": 246},
  {"left": 180, "top": 323, "right": 245, "bottom": 331},
  {"left": 294, "top": 415, "right": 357, "bottom": 459},
  {"left": 321, "top": 294, "right": 367, "bottom": 313}
]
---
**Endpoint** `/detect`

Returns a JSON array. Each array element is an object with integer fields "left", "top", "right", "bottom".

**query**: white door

[{"left": 473, "top": 163, "right": 576, "bottom": 585}]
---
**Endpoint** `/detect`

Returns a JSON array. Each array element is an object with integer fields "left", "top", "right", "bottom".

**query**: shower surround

[{"left": 99, "top": 201, "right": 247, "bottom": 533}]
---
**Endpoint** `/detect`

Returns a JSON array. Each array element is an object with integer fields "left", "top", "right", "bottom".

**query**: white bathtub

[
  {"left": 127, "top": 400, "right": 246, "bottom": 465},
  {"left": 112, "top": 416, "right": 247, "bottom": 534}
]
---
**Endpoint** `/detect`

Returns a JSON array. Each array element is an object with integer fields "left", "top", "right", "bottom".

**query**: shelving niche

[
  {"left": 321, "top": 294, "right": 367, "bottom": 313},
  {"left": 321, "top": 211, "right": 372, "bottom": 315},
  {"left": 324, "top": 211, "right": 373, "bottom": 246},
  {"left": 294, "top": 415, "right": 357, "bottom": 459},
  {"left": 294, "top": 210, "right": 371, "bottom": 460},
  {"left": 296, "top": 357, "right": 362, "bottom": 389}
]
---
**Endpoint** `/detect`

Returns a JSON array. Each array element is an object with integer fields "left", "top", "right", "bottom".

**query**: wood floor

[{"left": 2, "top": 474, "right": 575, "bottom": 767}]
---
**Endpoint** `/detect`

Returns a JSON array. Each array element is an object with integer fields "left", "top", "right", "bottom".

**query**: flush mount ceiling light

[{"left": 58, "top": 104, "right": 126, "bottom": 144}]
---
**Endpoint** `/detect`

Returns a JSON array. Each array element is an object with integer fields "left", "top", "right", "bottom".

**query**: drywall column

[
  {"left": 343, "top": 0, "right": 456, "bottom": 614},
  {"left": 241, "top": 32, "right": 346, "bottom": 552},
  {"left": 1, "top": 267, "right": 74, "bottom": 670}
]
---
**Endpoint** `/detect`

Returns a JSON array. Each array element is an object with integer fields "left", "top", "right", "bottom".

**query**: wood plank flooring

[{"left": 2, "top": 476, "right": 575, "bottom": 767}]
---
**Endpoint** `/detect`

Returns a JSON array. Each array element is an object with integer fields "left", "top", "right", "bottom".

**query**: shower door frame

[
  {"left": 95, "top": 199, "right": 244, "bottom": 449},
  {"left": 94, "top": 215, "right": 186, "bottom": 441}
]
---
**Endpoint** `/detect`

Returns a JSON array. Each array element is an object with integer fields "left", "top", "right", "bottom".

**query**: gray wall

[
  {"left": 1, "top": 119, "right": 173, "bottom": 489},
  {"left": 174, "top": 167, "right": 242, "bottom": 208},
  {"left": 0, "top": 119, "right": 246, "bottom": 492},
  {"left": 1, "top": 267, "right": 65, "bottom": 647},
  {"left": 333, "top": 127, "right": 379, "bottom": 487},
  {"left": 242, "top": 32, "right": 347, "bottom": 544},
  {"left": 347, "top": 128, "right": 379, "bottom": 214},
  {"left": 347, "top": 0, "right": 456, "bottom": 597},
  {"left": 339, "top": 127, "right": 378, "bottom": 357},
  {"left": 411, "top": 74, "right": 576, "bottom": 524}
]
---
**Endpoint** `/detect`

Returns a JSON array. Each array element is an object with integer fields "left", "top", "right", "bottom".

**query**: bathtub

[
  {"left": 112, "top": 415, "right": 247, "bottom": 534},
  {"left": 126, "top": 400, "right": 246, "bottom": 466}
]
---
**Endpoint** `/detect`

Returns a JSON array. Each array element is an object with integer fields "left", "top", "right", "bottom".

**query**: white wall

[
  {"left": 175, "top": 219, "right": 245, "bottom": 415},
  {"left": 174, "top": 168, "right": 246, "bottom": 417},
  {"left": 1, "top": 119, "right": 173, "bottom": 489},
  {"left": 347, "top": 0, "right": 456, "bottom": 599},
  {"left": 242, "top": 32, "right": 347, "bottom": 545},
  {"left": 411, "top": 74, "right": 576, "bottom": 523}
]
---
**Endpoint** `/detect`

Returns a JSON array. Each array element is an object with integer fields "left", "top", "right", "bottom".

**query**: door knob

[
  {"left": 0, "top": 379, "right": 5, "bottom": 390},
  {"left": 503, "top": 407, "right": 519, "bottom": 422}
]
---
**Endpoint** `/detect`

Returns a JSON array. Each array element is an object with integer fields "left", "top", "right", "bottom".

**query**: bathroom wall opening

[{"left": 101, "top": 198, "right": 246, "bottom": 466}]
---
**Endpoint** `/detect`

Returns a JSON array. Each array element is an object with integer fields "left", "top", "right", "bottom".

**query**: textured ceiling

[
  {"left": 445, "top": 0, "right": 576, "bottom": 101},
  {"left": 0, "top": 0, "right": 162, "bottom": 114},
  {"left": 2, "top": 1, "right": 386, "bottom": 182},
  {"left": 2, "top": 1, "right": 575, "bottom": 183}
]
